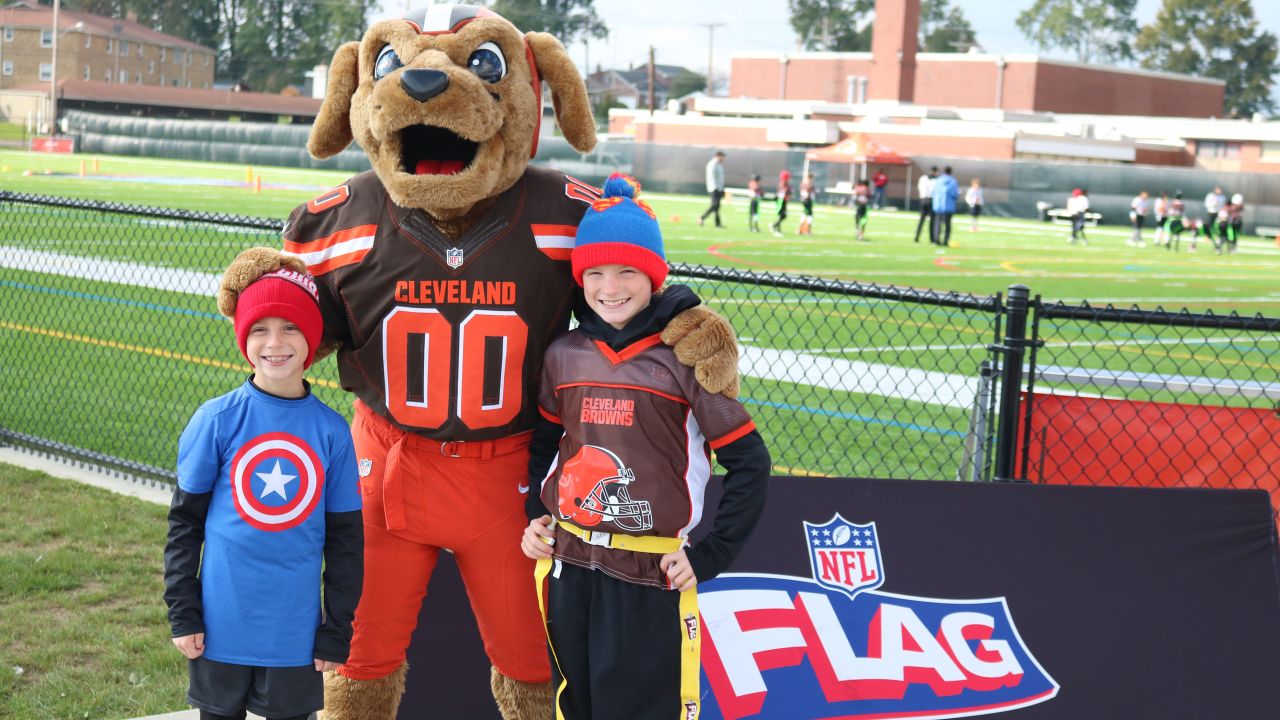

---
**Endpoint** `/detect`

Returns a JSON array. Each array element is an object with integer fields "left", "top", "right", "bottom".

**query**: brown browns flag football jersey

[
  {"left": 536, "top": 330, "right": 756, "bottom": 587},
  {"left": 282, "top": 166, "right": 599, "bottom": 441}
]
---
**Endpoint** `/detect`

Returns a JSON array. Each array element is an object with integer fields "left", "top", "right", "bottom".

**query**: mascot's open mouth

[{"left": 400, "top": 124, "right": 479, "bottom": 176}]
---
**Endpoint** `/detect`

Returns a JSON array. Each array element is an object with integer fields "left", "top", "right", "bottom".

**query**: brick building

[
  {"left": 0, "top": 0, "right": 214, "bottom": 93},
  {"left": 604, "top": 0, "right": 1280, "bottom": 175}
]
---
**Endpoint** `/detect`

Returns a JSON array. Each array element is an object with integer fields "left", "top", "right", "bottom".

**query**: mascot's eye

[
  {"left": 374, "top": 45, "right": 403, "bottom": 80},
  {"left": 467, "top": 42, "right": 507, "bottom": 83}
]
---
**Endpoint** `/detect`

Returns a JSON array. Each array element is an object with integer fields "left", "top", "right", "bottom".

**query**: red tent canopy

[{"left": 805, "top": 134, "right": 911, "bottom": 165}]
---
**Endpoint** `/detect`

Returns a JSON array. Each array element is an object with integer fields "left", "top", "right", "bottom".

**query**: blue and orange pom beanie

[{"left": 572, "top": 173, "right": 667, "bottom": 289}]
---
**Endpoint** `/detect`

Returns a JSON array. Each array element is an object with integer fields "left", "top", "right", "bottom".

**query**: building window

[
  {"left": 2, "top": 61, "right": 12, "bottom": 77},
  {"left": 83, "top": 65, "right": 90, "bottom": 80},
  {"left": 41, "top": 30, "right": 53, "bottom": 47},
  {"left": 118, "top": 69, "right": 126, "bottom": 83},
  {"left": 204, "top": 54, "right": 209, "bottom": 66},
  {"left": 1196, "top": 140, "right": 1242, "bottom": 159},
  {"left": 160, "top": 47, "right": 166, "bottom": 62},
  {"left": 175, "top": 49, "right": 184, "bottom": 64},
  {"left": 148, "top": 60, "right": 154, "bottom": 74},
  {"left": 135, "top": 71, "right": 141, "bottom": 84},
  {"left": 106, "top": 38, "right": 112, "bottom": 53},
  {"left": 120, "top": 39, "right": 129, "bottom": 56},
  {"left": 137, "top": 44, "right": 143, "bottom": 58},
  {"left": 1261, "top": 142, "right": 1280, "bottom": 162},
  {"left": 3, "top": 27, "right": 13, "bottom": 42},
  {"left": 84, "top": 34, "right": 91, "bottom": 49},
  {"left": 39, "top": 62, "right": 52, "bottom": 81}
]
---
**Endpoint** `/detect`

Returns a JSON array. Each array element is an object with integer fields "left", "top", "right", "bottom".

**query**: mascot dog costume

[{"left": 218, "top": 4, "right": 740, "bottom": 719}]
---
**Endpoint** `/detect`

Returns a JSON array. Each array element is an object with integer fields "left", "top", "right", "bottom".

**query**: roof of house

[{"left": 22, "top": 79, "right": 322, "bottom": 116}]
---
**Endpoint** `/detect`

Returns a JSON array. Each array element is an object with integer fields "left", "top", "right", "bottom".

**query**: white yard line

[{"left": 0, "top": 246, "right": 220, "bottom": 296}]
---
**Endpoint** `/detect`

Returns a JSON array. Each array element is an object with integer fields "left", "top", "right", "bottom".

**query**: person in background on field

[
  {"left": 747, "top": 174, "right": 762, "bottom": 233},
  {"left": 1202, "top": 185, "right": 1225, "bottom": 249},
  {"left": 930, "top": 166, "right": 959, "bottom": 247},
  {"left": 1217, "top": 193, "right": 1244, "bottom": 254},
  {"left": 164, "top": 256, "right": 364, "bottom": 720},
  {"left": 1128, "top": 190, "right": 1149, "bottom": 247},
  {"left": 771, "top": 170, "right": 792, "bottom": 237},
  {"left": 1165, "top": 191, "right": 1186, "bottom": 252},
  {"left": 870, "top": 167, "right": 889, "bottom": 209},
  {"left": 699, "top": 151, "right": 726, "bottom": 228},
  {"left": 797, "top": 173, "right": 816, "bottom": 235},
  {"left": 964, "top": 178, "right": 984, "bottom": 232},
  {"left": 1067, "top": 188, "right": 1090, "bottom": 246},
  {"left": 522, "top": 173, "right": 769, "bottom": 720},
  {"left": 852, "top": 179, "right": 871, "bottom": 241},
  {"left": 1153, "top": 191, "right": 1168, "bottom": 246},
  {"left": 914, "top": 166, "right": 937, "bottom": 243}
]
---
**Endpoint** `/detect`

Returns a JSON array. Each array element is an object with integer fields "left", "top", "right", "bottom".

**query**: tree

[
  {"left": 1016, "top": 0, "right": 1138, "bottom": 64},
  {"left": 592, "top": 91, "right": 624, "bottom": 124},
  {"left": 1135, "top": 0, "right": 1278, "bottom": 117},
  {"left": 490, "top": 0, "right": 608, "bottom": 49},
  {"left": 919, "top": 0, "right": 977, "bottom": 53},
  {"left": 669, "top": 70, "right": 706, "bottom": 99},
  {"left": 788, "top": 0, "right": 874, "bottom": 52}
]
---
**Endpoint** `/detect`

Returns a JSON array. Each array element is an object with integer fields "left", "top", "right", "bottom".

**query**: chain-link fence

[
  {"left": 1021, "top": 302, "right": 1280, "bottom": 514},
  {"left": 1, "top": 193, "right": 1276, "bottom": 509}
]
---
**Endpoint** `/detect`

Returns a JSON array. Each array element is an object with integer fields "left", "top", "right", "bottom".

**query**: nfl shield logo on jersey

[
  {"left": 804, "top": 514, "right": 883, "bottom": 599},
  {"left": 446, "top": 247, "right": 464, "bottom": 268}
]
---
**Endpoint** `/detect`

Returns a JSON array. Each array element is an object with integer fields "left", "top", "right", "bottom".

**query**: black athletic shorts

[{"left": 188, "top": 656, "right": 323, "bottom": 718}]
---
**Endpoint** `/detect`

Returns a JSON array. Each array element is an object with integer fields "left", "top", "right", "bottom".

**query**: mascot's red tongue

[{"left": 414, "top": 159, "right": 466, "bottom": 175}]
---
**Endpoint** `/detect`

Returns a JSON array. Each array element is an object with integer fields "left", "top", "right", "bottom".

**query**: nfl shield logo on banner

[
  {"left": 446, "top": 247, "right": 464, "bottom": 269},
  {"left": 804, "top": 514, "right": 884, "bottom": 599}
]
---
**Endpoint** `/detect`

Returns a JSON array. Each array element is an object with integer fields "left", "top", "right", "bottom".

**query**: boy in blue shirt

[{"left": 164, "top": 250, "right": 363, "bottom": 720}]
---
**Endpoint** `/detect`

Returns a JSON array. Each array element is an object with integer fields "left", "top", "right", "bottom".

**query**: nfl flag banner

[{"left": 696, "top": 514, "right": 1057, "bottom": 720}]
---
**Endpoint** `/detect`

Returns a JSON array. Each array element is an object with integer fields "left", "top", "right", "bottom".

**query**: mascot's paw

[
  {"left": 216, "top": 247, "right": 307, "bottom": 319},
  {"left": 217, "top": 246, "right": 338, "bottom": 363},
  {"left": 661, "top": 305, "right": 741, "bottom": 398},
  {"left": 490, "top": 666, "right": 553, "bottom": 720},
  {"left": 320, "top": 663, "right": 407, "bottom": 720}
]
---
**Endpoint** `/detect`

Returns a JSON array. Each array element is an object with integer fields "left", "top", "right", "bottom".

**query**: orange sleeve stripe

[
  {"left": 539, "top": 406, "right": 561, "bottom": 424},
  {"left": 710, "top": 420, "right": 756, "bottom": 450},
  {"left": 306, "top": 248, "right": 372, "bottom": 276},
  {"left": 284, "top": 224, "right": 378, "bottom": 254}
]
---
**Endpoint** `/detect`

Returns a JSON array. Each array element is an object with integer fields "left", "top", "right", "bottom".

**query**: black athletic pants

[
  {"left": 701, "top": 189, "right": 724, "bottom": 226},
  {"left": 914, "top": 199, "right": 933, "bottom": 242}
]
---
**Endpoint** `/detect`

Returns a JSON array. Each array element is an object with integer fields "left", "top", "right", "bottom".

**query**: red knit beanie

[{"left": 233, "top": 268, "right": 323, "bottom": 369}]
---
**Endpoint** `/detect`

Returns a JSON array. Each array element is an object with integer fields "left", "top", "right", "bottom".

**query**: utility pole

[
  {"left": 701, "top": 22, "right": 724, "bottom": 97},
  {"left": 647, "top": 45, "right": 655, "bottom": 112},
  {"left": 49, "top": 0, "right": 60, "bottom": 134}
]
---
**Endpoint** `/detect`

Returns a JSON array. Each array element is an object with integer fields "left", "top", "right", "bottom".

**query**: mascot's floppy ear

[
  {"left": 526, "top": 31, "right": 596, "bottom": 154},
  {"left": 308, "top": 41, "right": 361, "bottom": 160}
]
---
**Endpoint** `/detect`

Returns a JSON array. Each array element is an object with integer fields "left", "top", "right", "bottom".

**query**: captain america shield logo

[{"left": 229, "top": 432, "right": 325, "bottom": 532}]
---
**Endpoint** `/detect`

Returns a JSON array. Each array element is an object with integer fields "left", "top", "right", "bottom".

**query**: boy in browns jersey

[{"left": 521, "top": 173, "right": 770, "bottom": 720}]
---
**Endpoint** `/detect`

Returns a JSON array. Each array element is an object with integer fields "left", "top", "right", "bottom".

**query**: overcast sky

[{"left": 372, "top": 1, "right": 1280, "bottom": 89}]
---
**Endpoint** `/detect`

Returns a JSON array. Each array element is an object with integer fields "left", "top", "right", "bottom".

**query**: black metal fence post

[{"left": 994, "top": 284, "right": 1031, "bottom": 482}]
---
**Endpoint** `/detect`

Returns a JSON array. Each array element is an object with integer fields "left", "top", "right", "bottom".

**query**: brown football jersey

[
  {"left": 536, "top": 330, "right": 756, "bottom": 587},
  {"left": 283, "top": 166, "right": 600, "bottom": 440}
]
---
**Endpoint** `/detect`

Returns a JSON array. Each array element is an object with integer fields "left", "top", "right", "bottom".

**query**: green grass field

[{"left": 1, "top": 150, "right": 1277, "bottom": 481}]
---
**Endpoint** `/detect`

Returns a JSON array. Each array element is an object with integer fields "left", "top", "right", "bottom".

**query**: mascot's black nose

[{"left": 400, "top": 69, "right": 450, "bottom": 102}]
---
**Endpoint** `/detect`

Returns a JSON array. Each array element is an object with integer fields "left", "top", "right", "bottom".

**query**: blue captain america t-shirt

[{"left": 177, "top": 379, "right": 361, "bottom": 667}]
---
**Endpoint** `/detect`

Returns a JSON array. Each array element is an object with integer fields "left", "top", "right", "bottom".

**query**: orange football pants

[{"left": 339, "top": 401, "right": 550, "bottom": 683}]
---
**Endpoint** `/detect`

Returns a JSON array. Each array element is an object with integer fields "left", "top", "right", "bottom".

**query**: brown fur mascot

[{"left": 218, "top": 4, "right": 739, "bottom": 719}]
